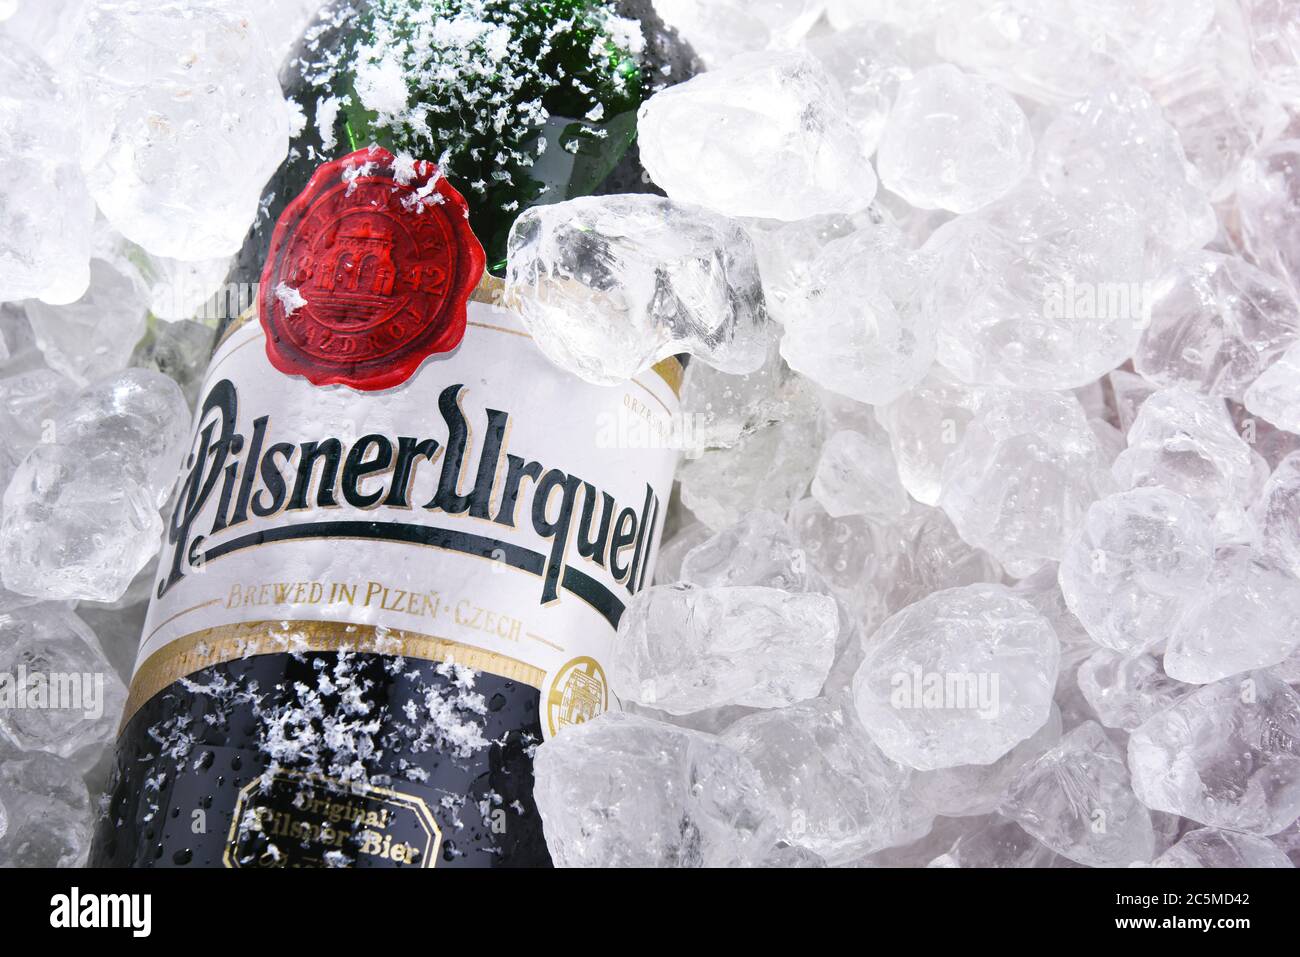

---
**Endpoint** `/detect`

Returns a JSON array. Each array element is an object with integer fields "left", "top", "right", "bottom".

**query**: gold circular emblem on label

[{"left": 546, "top": 656, "right": 609, "bottom": 736}]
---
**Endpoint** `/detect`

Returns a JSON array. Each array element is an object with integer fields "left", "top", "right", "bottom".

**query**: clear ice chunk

[
  {"left": 0, "top": 603, "right": 125, "bottom": 757},
  {"left": 778, "top": 222, "right": 937, "bottom": 405},
  {"left": 722, "top": 695, "right": 930, "bottom": 864},
  {"left": 811, "top": 428, "right": 911, "bottom": 522},
  {"left": 913, "top": 705, "right": 1062, "bottom": 819},
  {"left": 129, "top": 318, "right": 217, "bottom": 409},
  {"left": 924, "top": 185, "right": 1148, "bottom": 390},
  {"left": 877, "top": 64, "right": 1033, "bottom": 214},
  {"left": 1164, "top": 544, "right": 1300, "bottom": 683},
  {"left": 0, "top": 369, "right": 189, "bottom": 602},
  {"left": 935, "top": 0, "right": 1122, "bottom": 105},
  {"left": 1245, "top": 341, "right": 1300, "bottom": 434},
  {"left": 1128, "top": 671, "right": 1300, "bottom": 834},
  {"left": 0, "top": 748, "right": 92, "bottom": 867},
  {"left": 1036, "top": 84, "right": 1215, "bottom": 276},
  {"left": 1111, "top": 386, "right": 1265, "bottom": 538},
  {"left": 69, "top": 0, "right": 289, "bottom": 260},
  {"left": 23, "top": 258, "right": 149, "bottom": 387},
  {"left": 851, "top": 583, "right": 1059, "bottom": 771},
  {"left": 679, "top": 341, "right": 813, "bottom": 451},
  {"left": 939, "top": 390, "right": 1112, "bottom": 577},
  {"left": 637, "top": 50, "right": 877, "bottom": 221},
  {"left": 678, "top": 510, "right": 817, "bottom": 592},
  {"left": 875, "top": 369, "right": 991, "bottom": 507},
  {"left": 805, "top": 20, "right": 921, "bottom": 157},
  {"left": 678, "top": 408, "right": 820, "bottom": 531},
  {"left": 611, "top": 582, "right": 838, "bottom": 714},
  {"left": 1136, "top": 252, "right": 1300, "bottom": 400},
  {"left": 1076, "top": 650, "right": 1191, "bottom": 732},
  {"left": 507, "top": 195, "right": 769, "bottom": 385},
  {"left": 0, "top": 39, "right": 94, "bottom": 305},
  {"left": 1001, "top": 720, "right": 1155, "bottom": 868},
  {"left": 531, "top": 710, "right": 780, "bottom": 867},
  {"left": 1057, "top": 488, "right": 1216, "bottom": 655},
  {"left": 1152, "top": 826, "right": 1293, "bottom": 868},
  {"left": 1253, "top": 451, "right": 1300, "bottom": 579}
]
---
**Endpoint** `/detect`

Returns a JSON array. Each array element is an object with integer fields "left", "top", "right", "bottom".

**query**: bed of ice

[{"left": 3, "top": 0, "right": 1300, "bottom": 869}]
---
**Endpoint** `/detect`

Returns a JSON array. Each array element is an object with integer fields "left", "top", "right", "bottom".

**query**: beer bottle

[{"left": 90, "top": 0, "right": 697, "bottom": 868}]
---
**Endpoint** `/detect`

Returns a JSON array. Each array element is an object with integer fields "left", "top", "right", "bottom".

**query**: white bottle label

[{"left": 127, "top": 289, "right": 680, "bottom": 738}]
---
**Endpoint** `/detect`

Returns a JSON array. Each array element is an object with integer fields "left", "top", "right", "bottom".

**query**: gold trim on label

[
  {"left": 219, "top": 275, "right": 684, "bottom": 395},
  {"left": 123, "top": 618, "right": 546, "bottom": 728}
]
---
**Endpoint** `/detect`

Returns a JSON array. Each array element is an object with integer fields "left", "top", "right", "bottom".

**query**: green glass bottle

[{"left": 91, "top": 0, "right": 697, "bottom": 869}]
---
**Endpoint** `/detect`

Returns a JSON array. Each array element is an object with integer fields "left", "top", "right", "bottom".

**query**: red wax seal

[{"left": 258, "top": 146, "right": 485, "bottom": 391}]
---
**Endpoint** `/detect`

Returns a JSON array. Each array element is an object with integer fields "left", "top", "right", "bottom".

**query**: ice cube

[
  {"left": 927, "top": 814, "right": 1072, "bottom": 868},
  {"left": 650, "top": 0, "right": 772, "bottom": 67},
  {"left": 653, "top": 522, "right": 713, "bottom": 587},
  {"left": 532, "top": 710, "right": 780, "bottom": 867},
  {"left": 875, "top": 369, "right": 992, "bottom": 507},
  {"left": 1152, "top": 826, "right": 1293, "bottom": 868},
  {"left": 0, "top": 369, "right": 189, "bottom": 602},
  {"left": 506, "top": 195, "right": 769, "bottom": 385},
  {"left": 1001, "top": 720, "right": 1155, "bottom": 867},
  {"left": 1236, "top": 140, "right": 1300, "bottom": 292},
  {"left": 851, "top": 583, "right": 1060, "bottom": 771},
  {"left": 806, "top": 20, "right": 925, "bottom": 156},
  {"left": 1136, "top": 252, "right": 1300, "bottom": 399},
  {"left": 1036, "top": 84, "right": 1215, "bottom": 276},
  {"left": 0, "top": 604, "right": 125, "bottom": 757},
  {"left": 23, "top": 258, "right": 149, "bottom": 386},
  {"left": 787, "top": 497, "right": 890, "bottom": 624},
  {"left": 825, "top": 0, "right": 954, "bottom": 33},
  {"left": 1147, "top": 5, "right": 1287, "bottom": 203},
  {"left": 129, "top": 318, "right": 216, "bottom": 409},
  {"left": 778, "top": 223, "right": 937, "bottom": 405},
  {"left": 936, "top": 0, "right": 1122, "bottom": 105},
  {"left": 1128, "top": 671, "right": 1300, "bottom": 834},
  {"left": 0, "top": 748, "right": 92, "bottom": 867},
  {"left": 678, "top": 510, "right": 816, "bottom": 592},
  {"left": 939, "top": 390, "right": 1112, "bottom": 577},
  {"left": 811, "top": 428, "right": 911, "bottom": 522},
  {"left": 679, "top": 342, "right": 811, "bottom": 451},
  {"left": 0, "top": 361, "right": 77, "bottom": 455},
  {"left": 679, "top": 410, "right": 820, "bottom": 531},
  {"left": 722, "top": 695, "right": 931, "bottom": 864},
  {"left": 0, "top": 39, "right": 94, "bottom": 305},
  {"left": 1245, "top": 341, "right": 1300, "bottom": 434},
  {"left": 1241, "top": 0, "right": 1300, "bottom": 98},
  {"left": 881, "top": 505, "right": 1003, "bottom": 614},
  {"left": 1057, "top": 488, "right": 1216, "bottom": 655},
  {"left": 611, "top": 582, "right": 838, "bottom": 714},
  {"left": 913, "top": 705, "right": 1062, "bottom": 819},
  {"left": 1107, "top": 369, "right": 1158, "bottom": 434},
  {"left": 1253, "top": 451, "right": 1300, "bottom": 579},
  {"left": 1112, "top": 386, "right": 1265, "bottom": 538},
  {"left": 1164, "top": 544, "right": 1300, "bottom": 683},
  {"left": 637, "top": 50, "right": 877, "bottom": 221},
  {"left": 1076, "top": 650, "right": 1191, "bottom": 732},
  {"left": 877, "top": 64, "right": 1033, "bottom": 214},
  {"left": 69, "top": 0, "right": 289, "bottom": 260},
  {"left": 1012, "top": 565, "right": 1103, "bottom": 728},
  {"left": 924, "top": 185, "right": 1148, "bottom": 390}
]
